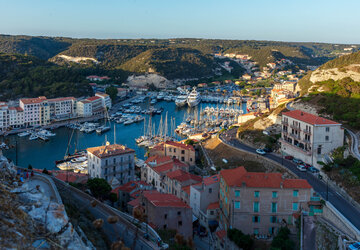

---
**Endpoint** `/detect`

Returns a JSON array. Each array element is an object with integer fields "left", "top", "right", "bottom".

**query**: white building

[
  {"left": 48, "top": 97, "right": 76, "bottom": 120},
  {"left": 76, "top": 100, "right": 92, "bottom": 117},
  {"left": 87, "top": 143, "right": 135, "bottom": 185},
  {"left": 190, "top": 174, "right": 220, "bottom": 227},
  {"left": 95, "top": 92, "right": 112, "bottom": 109},
  {"left": 0, "top": 103, "right": 9, "bottom": 131},
  {"left": 281, "top": 110, "right": 344, "bottom": 166},
  {"left": 19, "top": 97, "right": 50, "bottom": 126},
  {"left": 8, "top": 107, "right": 24, "bottom": 128}
]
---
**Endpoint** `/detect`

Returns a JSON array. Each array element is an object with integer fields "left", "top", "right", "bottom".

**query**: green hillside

[{"left": 319, "top": 51, "right": 360, "bottom": 70}]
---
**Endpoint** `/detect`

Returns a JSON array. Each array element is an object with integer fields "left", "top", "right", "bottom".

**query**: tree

[
  {"left": 105, "top": 86, "right": 118, "bottom": 102},
  {"left": 227, "top": 228, "right": 253, "bottom": 250},
  {"left": 87, "top": 178, "right": 112, "bottom": 200},
  {"left": 270, "top": 227, "right": 294, "bottom": 250}
]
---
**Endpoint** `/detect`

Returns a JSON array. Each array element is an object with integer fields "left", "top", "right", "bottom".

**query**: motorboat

[
  {"left": 18, "top": 131, "right": 30, "bottom": 137},
  {"left": 187, "top": 87, "right": 201, "bottom": 107}
]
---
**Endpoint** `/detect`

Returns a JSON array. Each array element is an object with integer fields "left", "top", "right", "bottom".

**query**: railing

[
  {"left": 310, "top": 196, "right": 321, "bottom": 202},
  {"left": 290, "top": 124, "right": 301, "bottom": 131},
  {"left": 279, "top": 139, "right": 312, "bottom": 156}
]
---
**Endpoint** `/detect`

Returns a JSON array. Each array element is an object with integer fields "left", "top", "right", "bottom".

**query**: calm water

[{"left": 3, "top": 101, "right": 247, "bottom": 170}]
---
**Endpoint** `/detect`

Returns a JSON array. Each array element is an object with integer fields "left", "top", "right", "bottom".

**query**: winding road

[{"left": 219, "top": 128, "right": 360, "bottom": 232}]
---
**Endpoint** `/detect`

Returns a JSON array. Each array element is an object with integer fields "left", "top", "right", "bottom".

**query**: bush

[
  {"left": 227, "top": 228, "right": 253, "bottom": 250},
  {"left": 87, "top": 178, "right": 112, "bottom": 200},
  {"left": 270, "top": 227, "right": 294, "bottom": 250}
]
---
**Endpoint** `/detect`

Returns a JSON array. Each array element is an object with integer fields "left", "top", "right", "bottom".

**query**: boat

[
  {"left": 0, "top": 142, "right": 9, "bottom": 149},
  {"left": 96, "top": 125, "right": 111, "bottom": 134},
  {"left": 187, "top": 87, "right": 201, "bottom": 107},
  {"left": 29, "top": 134, "right": 38, "bottom": 141},
  {"left": 18, "top": 131, "right": 30, "bottom": 137},
  {"left": 124, "top": 119, "right": 134, "bottom": 125},
  {"left": 175, "top": 93, "right": 189, "bottom": 107},
  {"left": 38, "top": 129, "right": 56, "bottom": 137},
  {"left": 157, "top": 92, "right": 165, "bottom": 100}
]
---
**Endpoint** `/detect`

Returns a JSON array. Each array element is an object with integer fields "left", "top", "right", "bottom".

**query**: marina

[{"left": 2, "top": 95, "right": 248, "bottom": 171}]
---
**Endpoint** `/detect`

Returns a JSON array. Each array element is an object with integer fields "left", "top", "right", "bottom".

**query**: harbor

[{"left": 2, "top": 92, "right": 248, "bottom": 171}]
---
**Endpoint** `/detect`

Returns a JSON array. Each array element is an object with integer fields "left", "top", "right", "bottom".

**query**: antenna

[{"left": 114, "top": 123, "right": 116, "bottom": 144}]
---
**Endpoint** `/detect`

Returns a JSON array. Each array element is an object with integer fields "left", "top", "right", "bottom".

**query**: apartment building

[
  {"left": 135, "top": 190, "right": 193, "bottom": 239},
  {"left": 8, "top": 107, "right": 24, "bottom": 128},
  {"left": 76, "top": 100, "right": 92, "bottom": 117},
  {"left": 165, "top": 169, "right": 202, "bottom": 200},
  {"left": 95, "top": 92, "right": 112, "bottom": 109},
  {"left": 148, "top": 141, "right": 196, "bottom": 166},
  {"left": 281, "top": 110, "right": 344, "bottom": 166},
  {"left": 48, "top": 97, "right": 76, "bottom": 120},
  {"left": 19, "top": 97, "right": 50, "bottom": 126},
  {"left": 219, "top": 167, "right": 312, "bottom": 236},
  {"left": 190, "top": 174, "right": 220, "bottom": 227},
  {"left": 87, "top": 142, "right": 135, "bottom": 185},
  {"left": 0, "top": 103, "right": 9, "bottom": 131}
]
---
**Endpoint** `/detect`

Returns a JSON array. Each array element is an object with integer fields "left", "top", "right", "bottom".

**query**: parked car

[
  {"left": 293, "top": 158, "right": 303, "bottom": 164},
  {"left": 297, "top": 165, "right": 307, "bottom": 172},
  {"left": 256, "top": 149, "right": 266, "bottom": 155},
  {"left": 348, "top": 242, "right": 360, "bottom": 250},
  {"left": 263, "top": 147, "right": 272, "bottom": 153},
  {"left": 284, "top": 155, "right": 293, "bottom": 160},
  {"left": 308, "top": 166, "right": 320, "bottom": 173},
  {"left": 304, "top": 163, "right": 312, "bottom": 169}
]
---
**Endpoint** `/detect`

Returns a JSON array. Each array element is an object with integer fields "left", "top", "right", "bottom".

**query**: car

[
  {"left": 297, "top": 165, "right": 307, "bottom": 172},
  {"left": 348, "top": 242, "right": 360, "bottom": 250},
  {"left": 293, "top": 158, "right": 303, "bottom": 164},
  {"left": 263, "top": 147, "right": 272, "bottom": 153},
  {"left": 256, "top": 149, "right": 266, "bottom": 155},
  {"left": 308, "top": 166, "right": 320, "bottom": 173},
  {"left": 284, "top": 155, "right": 293, "bottom": 160},
  {"left": 303, "top": 163, "right": 312, "bottom": 169}
]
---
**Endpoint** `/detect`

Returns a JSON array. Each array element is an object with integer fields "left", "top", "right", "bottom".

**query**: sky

[{"left": 0, "top": 0, "right": 359, "bottom": 44}]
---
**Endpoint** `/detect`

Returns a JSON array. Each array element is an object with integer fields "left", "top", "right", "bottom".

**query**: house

[
  {"left": 148, "top": 141, "right": 196, "bottom": 166},
  {"left": 242, "top": 74, "right": 252, "bottom": 81},
  {"left": 111, "top": 180, "right": 152, "bottom": 211},
  {"left": 219, "top": 166, "right": 313, "bottom": 236},
  {"left": 133, "top": 190, "right": 193, "bottom": 239},
  {"left": 281, "top": 110, "right": 344, "bottom": 167},
  {"left": 95, "top": 92, "right": 112, "bottom": 109},
  {"left": 19, "top": 97, "right": 50, "bottom": 126},
  {"left": 87, "top": 142, "right": 135, "bottom": 186},
  {"left": 76, "top": 100, "right": 92, "bottom": 117},
  {"left": 190, "top": 174, "right": 220, "bottom": 228},
  {"left": 47, "top": 97, "right": 76, "bottom": 120},
  {"left": 142, "top": 155, "right": 189, "bottom": 192},
  {"left": 8, "top": 107, "right": 24, "bottom": 128},
  {"left": 117, "top": 88, "right": 128, "bottom": 99}
]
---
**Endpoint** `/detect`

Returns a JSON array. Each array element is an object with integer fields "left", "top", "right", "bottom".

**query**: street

[{"left": 219, "top": 128, "right": 360, "bottom": 232}]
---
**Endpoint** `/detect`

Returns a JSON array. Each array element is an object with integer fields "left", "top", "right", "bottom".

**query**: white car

[
  {"left": 297, "top": 165, "right": 307, "bottom": 172},
  {"left": 256, "top": 149, "right": 266, "bottom": 155}
]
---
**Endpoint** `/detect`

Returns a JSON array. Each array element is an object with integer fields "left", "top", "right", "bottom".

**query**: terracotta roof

[
  {"left": 150, "top": 141, "right": 195, "bottom": 152},
  {"left": 127, "top": 198, "right": 140, "bottom": 208},
  {"left": 182, "top": 185, "right": 191, "bottom": 195},
  {"left": 87, "top": 96, "right": 102, "bottom": 102},
  {"left": 9, "top": 107, "right": 24, "bottom": 112},
  {"left": 283, "top": 179, "right": 312, "bottom": 189},
  {"left": 54, "top": 172, "right": 88, "bottom": 184},
  {"left": 283, "top": 110, "right": 340, "bottom": 126},
  {"left": 166, "top": 169, "right": 202, "bottom": 183},
  {"left": 145, "top": 155, "right": 172, "bottom": 165},
  {"left": 95, "top": 92, "right": 109, "bottom": 97},
  {"left": 153, "top": 160, "right": 186, "bottom": 174},
  {"left": 220, "top": 167, "right": 311, "bottom": 189},
  {"left": 87, "top": 144, "right": 135, "bottom": 159},
  {"left": 20, "top": 96, "right": 47, "bottom": 104},
  {"left": 216, "top": 230, "right": 226, "bottom": 240},
  {"left": 207, "top": 202, "right": 219, "bottom": 210},
  {"left": 48, "top": 97, "right": 76, "bottom": 102},
  {"left": 112, "top": 180, "right": 150, "bottom": 194},
  {"left": 143, "top": 190, "right": 190, "bottom": 208}
]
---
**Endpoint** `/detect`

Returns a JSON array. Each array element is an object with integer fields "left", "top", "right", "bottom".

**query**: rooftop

[
  {"left": 20, "top": 96, "right": 47, "bottom": 104},
  {"left": 207, "top": 202, "right": 219, "bottom": 210},
  {"left": 143, "top": 190, "right": 190, "bottom": 208},
  {"left": 86, "top": 96, "right": 102, "bottom": 102},
  {"left": 166, "top": 169, "right": 202, "bottom": 183},
  {"left": 283, "top": 110, "right": 340, "bottom": 126},
  {"left": 48, "top": 97, "right": 76, "bottom": 102},
  {"left": 151, "top": 141, "right": 195, "bottom": 152},
  {"left": 112, "top": 180, "right": 150, "bottom": 194},
  {"left": 87, "top": 143, "right": 135, "bottom": 159}
]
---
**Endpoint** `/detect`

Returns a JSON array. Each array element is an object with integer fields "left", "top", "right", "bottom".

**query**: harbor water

[{"left": 3, "top": 100, "right": 247, "bottom": 170}]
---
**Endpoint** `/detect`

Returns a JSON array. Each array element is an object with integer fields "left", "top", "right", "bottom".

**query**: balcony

[
  {"left": 280, "top": 139, "right": 312, "bottom": 156},
  {"left": 289, "top": 133, "right": 301, "bottom": 140},
  {"left": 290, "top": 124, "right": 301, "bottom": 131},
  {"left": 303, "top": 129, "right": 312, "bottom": 135}
]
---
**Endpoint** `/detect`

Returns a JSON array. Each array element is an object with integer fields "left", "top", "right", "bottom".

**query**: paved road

[
  {"left": 303, "top": 216, "right": 316, "bottom": 250},
  {"left": 219, "top": 128, "right": 360, "bottom": 232},
  {"left": 346, "top": 129, "right": 360, "bottom": 161}
]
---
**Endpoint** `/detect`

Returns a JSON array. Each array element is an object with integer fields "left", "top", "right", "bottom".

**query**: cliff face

[{"left": 309, "top": 64, "right": 360, "bottom": 83}]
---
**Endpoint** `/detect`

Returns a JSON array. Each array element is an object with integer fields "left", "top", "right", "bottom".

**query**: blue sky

[{"left": 0, "top": 0, "right": 359, "bottom": 44}]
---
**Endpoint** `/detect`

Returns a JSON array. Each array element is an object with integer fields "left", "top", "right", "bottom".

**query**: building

[
  {"left": 117, "top": 88, "right": 128, "bottom": 99},
  {"left": 142, "top": 155, "right": 189, "bottom": 192},
  {"left": 190, "top": 175, "right": 220, "bottom": 227},
  {"left": 87, "top": 143, "right": 135, "bottom": 185},
  {"left": 135, "top": 190, "right": 193, "bottom": 239},
  {"left": 165, "top": 169, "right": 202, "bottom": 200},
  {"left": 281, "top": 110, "right": 344, "bottom": 166},
  {"left": 0, "top": 103, "right": 9, "bottom": 131},
  {"left": 19, "top": 97, "right": 50, "bottom": 126},
  {"left": 76, "top": 100, "right": 92, "bottom": 117},
  {"left": 111, "top": 180, "right": 152, "bottom": 211},
  {"left": 87, "top": 96, "right": 104, "bottom": 116},
  {"left": 47, "top": 97, "right": 76, "bottom": 120},
  {"left": 96, "top": 92, "right": 112, "bottom": 109},
  {"left": 8, "top": 107, "right": 24, "bottom": 128},
  {"left": 148, "top": 141, "right": 196, "bottom": 166},
  {"left": 219, "top": 167, "right": 312, "bottom": 236}
]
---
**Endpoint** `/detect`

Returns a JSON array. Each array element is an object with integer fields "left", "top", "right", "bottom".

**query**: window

[
  {"left": 253, "top": 202, "right": 259, "bottom": 212},
  {"left": 254, "top": 191, "right": 260, "bottom": 198},
  {"left": 210, "top": 210, "right": 214, "bottom": 215},
  {"left": 234, "top": 201, "right": 240, "bottom": 209},
  {"left": 181, "top": 150, "right": 185, "bottom": 154},
  {"left": 293, "top": 190, "right": 298, "bottom": 197},
  {"left": 326, "top": 127, "right": 330, "bottom": 132},
  {"left": 178, "top": 221, "right": 182, "bottom": 226},
  {"left": 293, "top": 202, "right": 299, "bottom": 211},
  {"left": 163, "top": 224, "right": 167, "bottom": 229},
  {"left": 177, "top": 211, "right": 181, "bottom": 216},
  {"left": 270, "top": 216, "right": 277, "bottom": 223},
  {"left": 105, "top": 159, "right": 108, "bottom": 166},
  {"left": 235, "top": 190, "right": 240, "bottom": 197},
  {"left": 113, "top": 158, "right": 116, "bottom": 164},
  {"left": 325, "top": 136, "right": 329, "bottom": 141},
  {"left": 181, "top": 156, "right": 185, "bottom": 161},
  {"left": 164, "top": 214, "right": 167, "bottom": 219},
  {"left": 252, "top": 216, "right": 260, "bottom": 223},
  {"left": 209, "top": 188, "right": 212, "bottom": 194},
  {"left": 190, "top": 158, "right": 192, "bottom": 162},
  {"left": 169, "top": 148, "right": 172, "bottom": 152},
  {"left": 271, "top": 202, "right": 277, "bottom": 213},
  {"left": 272, "top": 191, "right": 277, "bottom": 198},
  {"left": 317, "top": 145, "right": 322, "bottom": 155},
  {"left": 174, "top": 149, "right": 176, "bottom": 153}
]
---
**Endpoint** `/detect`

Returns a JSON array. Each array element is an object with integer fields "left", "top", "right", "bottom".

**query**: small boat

[
  {"left": 18, "top": 131, "right": 30, "bottom": 137},
  {"left": 124, "top": 119, "right": 134, "bottom": 125},
  {"left": 29, "top": 134, "right": 38, "bottom": 141},
  {"left": 96, "top": 125, "right": 111, "bottom": 134},
  {"left": 187, "top": 87, "right": 201, "bottom": 107}
]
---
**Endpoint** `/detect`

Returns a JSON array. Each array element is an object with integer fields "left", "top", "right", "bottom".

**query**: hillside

[
  {"left": 298, "top": 52, "right": 360, "bottom": 129},
  {"left": 0, "top": 53, "right": 92, "bottom": 100}
]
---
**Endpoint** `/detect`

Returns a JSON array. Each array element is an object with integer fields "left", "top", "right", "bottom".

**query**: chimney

[{"left": 301, "top": 112, "right": 304, "bottom": 116}]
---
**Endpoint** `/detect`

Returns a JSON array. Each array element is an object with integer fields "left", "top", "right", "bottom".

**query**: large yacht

[
  {"left": 187, "top": 87, "right": 201, "bottom": 107},
  {"left": 175, "top": 91, "right": 189, "bottom": 107}
]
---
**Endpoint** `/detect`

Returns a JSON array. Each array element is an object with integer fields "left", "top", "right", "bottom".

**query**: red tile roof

[
  {"left": 48, "top": 97, "right": 76, "bottom": 102},
  {"left": 221, "top": 166, "right": 311, "bottom": 189},
  {"left": 145, "top": 155, "right": 172, "bottom": 165},
  {"left": 150, "top": 141, "right": 195, "bottom": 152},
  {"left": 166, "top": 169, "right": 202, "bottom": 183},
  {"left": 87, "top": 96, "right": 101, "bottom": 102},
  {"left": 87, "top": 144, "right": 135, "bottom": 159},
  {"left": 128, "top": 198, "right": 140, "bottom": 208},
  {"left": 207, "top": 202, "right": 219, "bottom": 210},
  {"left": 283, "top": 110, "right": 340, "bottom": 126},
  {"left": 143, "top": 190, "right": 190, "bottom": 208},
  {"left": 112, "top": 180, "right": 150, "bottom": 194},
  {"left": 182, "top": 185, "right": 191, "bottom": 195},
  {"left": 20, "top": 96, "right": 47, "bottom": 104}
]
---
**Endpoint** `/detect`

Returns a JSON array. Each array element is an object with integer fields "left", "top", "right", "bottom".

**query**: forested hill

[{"left": 0, "top": 53, "right": 92, "bottom": 100}]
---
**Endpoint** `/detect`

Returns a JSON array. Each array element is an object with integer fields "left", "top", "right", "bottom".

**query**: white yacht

[
  {"left": 175, "top": 93, "right": 188, "bottom": 107},
  {"left": 187, "top": 87, "right": 201, "bottom": 107}
]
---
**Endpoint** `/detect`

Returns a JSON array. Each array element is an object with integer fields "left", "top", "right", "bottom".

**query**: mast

[{"left": 164, "top": 112, "right": 168, "bottom": 142}]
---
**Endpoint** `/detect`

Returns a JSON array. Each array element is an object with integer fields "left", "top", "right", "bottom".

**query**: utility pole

[{"left": 300, "top": 208, "right": 303, "bottom": 250}]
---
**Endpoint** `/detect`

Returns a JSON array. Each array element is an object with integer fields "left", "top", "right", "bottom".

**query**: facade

[
  {"left": 0, "top": 103, "right": 9, "bottom": 131},
  {"left": 87, "top": 143, "right": 135, "bottom": 185},
  {"left": 190, "top": 175, "right": 220, "bottom": 227},
  {"left": 136, "top": 190, "right": 193, "bottom": 239},
  {"left": 95, "top": 92, "right": 112, "bottom": 109},
  {"left": 48, "top": 97, "right": 76, "bottom": 120},
  {"left": 281, "top": 110, "right": 344, "bottom": 166},
  {"left": 76, "top": 100, "right": 92, "bottom": 117},
  {"left": 19, "top": 97, "right": 50, "bottom": 126},
  {"left": 219, "top": 167, "right": 312, "bottom": 236},
  {"left": 148, "top": 141, "right": 196, "bottom": 166},
  {"left": 164, "top": 169, "right": 202, "bottom": 200},
  {"left": 8, "top": 107, "right": 24, "bottom": 128}
]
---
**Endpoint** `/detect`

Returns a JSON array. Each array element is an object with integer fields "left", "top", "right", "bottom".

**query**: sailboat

[{"left": 96, "top": 104, "right": 111, "bottom": 134}]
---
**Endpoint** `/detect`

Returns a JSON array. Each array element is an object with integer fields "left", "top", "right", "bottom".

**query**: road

[{"left": 219, "top": 128, "right": 360, "bottom": 232}]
